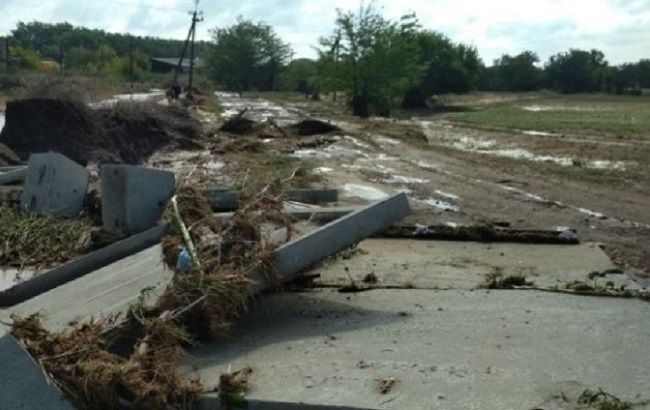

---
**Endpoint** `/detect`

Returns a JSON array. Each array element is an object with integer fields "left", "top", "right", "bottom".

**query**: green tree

[
  {"left": 277, "top": 58, "right": 318, "bottom": 94},
  {"left": 544, "top": 49, "right": 608, "bottom": 93},
  {"left": 402, "top": 31, "right": 482, "bottom": 108},
  {"left": 318, "top": 4, "right": 423, "bottom": 117},
  {"left": 205, "top": 18, "right": 292, "bottom": 93},
  {"left": 491, "top": 51, "right": 541, "bottom": 91}
]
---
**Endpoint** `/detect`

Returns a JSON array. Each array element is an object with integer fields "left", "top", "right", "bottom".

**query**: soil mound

[{"left": 0, "top": 98, "right": 203, "bottom": 165}]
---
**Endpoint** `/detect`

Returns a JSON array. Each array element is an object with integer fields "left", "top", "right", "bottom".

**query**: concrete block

[
  {"left": 20, "top": 153, "right": 89, "bottom": 218},
  {"left": 284, "top": 189, "right": 339, "bottom": 204},
  {"left": 0, "top": 335, "right": 75, "bottom": 410},
  {"left": 214, "top": 206, "right": 360, "bottom": 224},
  {"left": 101, "top": 165, "right": 175, "bottom": 234},
  {"left": 202, "top": 189, "right": 239, "bottom": 212},
  {"left": 267, "top": 193, "right": 411, "bottom": 286},
  {"left": 0, "top": 224, "right": 168, "bottom": 307},
  {"left": 0, "top": 166, "right": 27, "bottom": 185}
]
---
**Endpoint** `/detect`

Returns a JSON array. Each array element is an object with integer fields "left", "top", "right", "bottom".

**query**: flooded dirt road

[{"left": 216, "top": 93, "right": 650, "bottom": 276}]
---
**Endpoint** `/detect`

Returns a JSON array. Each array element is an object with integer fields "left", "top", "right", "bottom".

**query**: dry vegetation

[{"left": 10, "top": 182, "right": 297, "bottom": 409}]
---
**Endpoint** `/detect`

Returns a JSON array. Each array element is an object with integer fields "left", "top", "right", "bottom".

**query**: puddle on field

[
  {"left": 450, "top": 135, "right": 634, "bottom": 170},
  {"left": 420, "top": 198, "right": 460, "bottom": 212},
  {"left": 215, "top": 91, "right": 299, "bottom": 125},
  {"left": 147, "top": 150, "right": 225, "bottom": 182},
  {"left": 90, "top": 90, "right": 165, "bottom": 109},
  {"left": 522, "top": 130, "right": 560, "bottom": 137},
  {"left": 435, "top": 190, "right": 461, "bottom": 200},
  {"left": 0, "top": 269, "right": 36, "bottom": 293},
  {"left": 375, "top": 136, "right": 401, "bottom": 146},
  {"left": 342, "top": 183, "right": 388, "bottom": 201},
  {"left": 521, "top": 105, "right": 605, "bottom": 113}
]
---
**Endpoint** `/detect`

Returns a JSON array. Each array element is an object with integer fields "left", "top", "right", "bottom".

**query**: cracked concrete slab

[
  {"left": 310, "top": 239, "right": 638, "bottom": 290},
  {"left": 184, "top": 288, "right": 650, "bottom": 410}
]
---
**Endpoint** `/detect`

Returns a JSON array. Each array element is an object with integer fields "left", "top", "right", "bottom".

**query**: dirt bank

[{"left": 0, "top": 98, "right": 203, "bottom": 165}]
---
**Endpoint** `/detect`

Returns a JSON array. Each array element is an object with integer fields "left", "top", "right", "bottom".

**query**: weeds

[{"left": 0, "top": 204, "right": 95, "bottom": 269}]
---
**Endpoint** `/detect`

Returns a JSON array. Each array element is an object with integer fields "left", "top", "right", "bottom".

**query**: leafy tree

[
  {"left": 277, "top": 58, "right": 318, "bottom": 94},
  {"left": 544, "top": 49, "right": 608, "bottom": 93},
  {"left": 402, "top": 31, "right": 482, "bottom": 108},
  {"left": 9, "top": 46, "right": 40, "bottom": 70},
  {"left": 318, "top": 4, "right": 423, "bottom": 117},
  {"left": 205, "top": 18, "right": 292, "bottom": 93},
  {"left": 491, "top": 51, "right": 541, "bottom": 91}
]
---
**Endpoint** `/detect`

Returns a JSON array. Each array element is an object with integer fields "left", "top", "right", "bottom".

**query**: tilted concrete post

[
  {"left": 101, "top": 165, "right": 175, "bottom": 234},
  {"left": 20, "top": 153, "right": 89, "bottom": 218},
  {"left": 265, "top": 192, "right": 411, "bottom": 287}
]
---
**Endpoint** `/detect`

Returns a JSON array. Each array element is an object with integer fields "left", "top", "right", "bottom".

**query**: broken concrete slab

[
  {"left": 185, "top": 289, "right": 650, "bottom": 410},
  {"left": 0, "top": 334, "right": 75, "bottom": 410},
  {"left": 311, "top": 239, "right": 623, "bottom": 290},
  {"left": 101, "top": 165, "right": 175, "bottom": 234},
  {"left": 0, "top": 165, "right": 26, "bottom": 185},
  {"left": 266, "top": 193, "right": 411, "bottom": 287},
  {"left": 0, "top": 224, "right": 168, "bottom": 307},
  {"left": 4, "top": 245, "right": 172, "bottom": 333},
  {"left": 20, "top": 153, "right": 89, "bottom": 218}
]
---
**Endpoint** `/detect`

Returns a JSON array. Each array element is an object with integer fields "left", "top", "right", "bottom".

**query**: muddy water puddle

[
  {"left": 445, "top": 134, "right": 635, "bottom": 171},
  {"left": 215, "top": 92, "right": 300, "bottom": 125},
  {"left": 90, "top": 90, "right": 165, "bottom": 109}
]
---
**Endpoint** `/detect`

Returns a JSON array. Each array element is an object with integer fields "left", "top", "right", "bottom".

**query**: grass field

[{"left": 446, "top": 93, "right": 650, "bottom": 138}]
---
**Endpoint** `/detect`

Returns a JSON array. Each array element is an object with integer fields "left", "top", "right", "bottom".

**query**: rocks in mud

[
  {"left": 289, "top": 119, "right": 340, "bottom": 136},
  {"left": 219, "top": 115, "right": 257, "bottom": 134},
  {"left": 0, "top": 98, "right": 203, "bottom": 165},
  {"left": 219, "top": 110, "right": 340, "bottom": 138}
]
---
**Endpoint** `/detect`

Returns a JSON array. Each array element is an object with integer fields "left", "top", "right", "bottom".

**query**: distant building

[{"left": 150, "top": 57, "right": 202, "bottom": 74}]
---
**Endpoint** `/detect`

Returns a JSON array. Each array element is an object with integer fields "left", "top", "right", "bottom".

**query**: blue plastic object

[{"left": 176, "top": 247, "right": 193, "bottom": 272}]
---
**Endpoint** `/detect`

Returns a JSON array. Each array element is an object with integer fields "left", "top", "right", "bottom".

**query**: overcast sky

[{"left": 0, "top": 0, "right": 648, "bottom": 65}]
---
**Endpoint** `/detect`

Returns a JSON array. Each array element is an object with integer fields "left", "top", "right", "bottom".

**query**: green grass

[{"left": 447, "top": 93, "right": 650, "bottom": 138}]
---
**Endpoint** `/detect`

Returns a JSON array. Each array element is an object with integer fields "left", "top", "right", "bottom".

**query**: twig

[{"left": 170, "top": 195, "right": 201, "bottom": 271}]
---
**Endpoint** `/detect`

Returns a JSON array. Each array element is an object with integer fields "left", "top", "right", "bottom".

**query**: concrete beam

[
  {"left": 0, "top": 335, "right": 75, "bottom": 410},
  {"left": 202, "top": 189, "right": 239, "bottom": 212},
  {"left": 284, "top": 189, "right": 338, "bottom": 204},
  {"left": 215, "top": 206, "right": 359, "bottom": 224},
  {"left": 197, "top": 394, "right": 378, "bottom": 410},
  {"left": 203, "top": 189, "right": 340, "bottom": 212},
  {"left": 0, "top": 166, "right": 26, "bottom": 185},
  {"left": 0, "top": 224, "right": 168, "bottom": 307},
  {"left": 101, "top": 165, "right": 175, "bottom": 234},
  {"left": 266, "top": 193, "right": 411, "bottom": 286},
  {"left": 20, "top": 153, "right": 89, "bottom": 218}
]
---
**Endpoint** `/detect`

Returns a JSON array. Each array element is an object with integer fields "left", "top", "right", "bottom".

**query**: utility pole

[
  {"left": 332, "top": 29, "right": 341, "bottom": 102},
  {"left": 188, "top": 0, "right": 203, "bottom": 97},
  {"left": 128, "top": 35, "right": 134, "bottom": 78},
  {"left": 5, "top": 37, "right": 10, "bottom": 69},
  {"left": 171, "top": 0, "right": 202, "bottom": 99}
]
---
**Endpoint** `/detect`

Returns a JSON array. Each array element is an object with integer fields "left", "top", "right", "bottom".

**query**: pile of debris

[{"left": 0, "top": 98, "right": 204, "bottom": 165}]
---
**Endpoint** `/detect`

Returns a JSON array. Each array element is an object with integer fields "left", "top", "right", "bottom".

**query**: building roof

[{"left": 150, "top": 57, "right": 203, "bottom": 68}]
